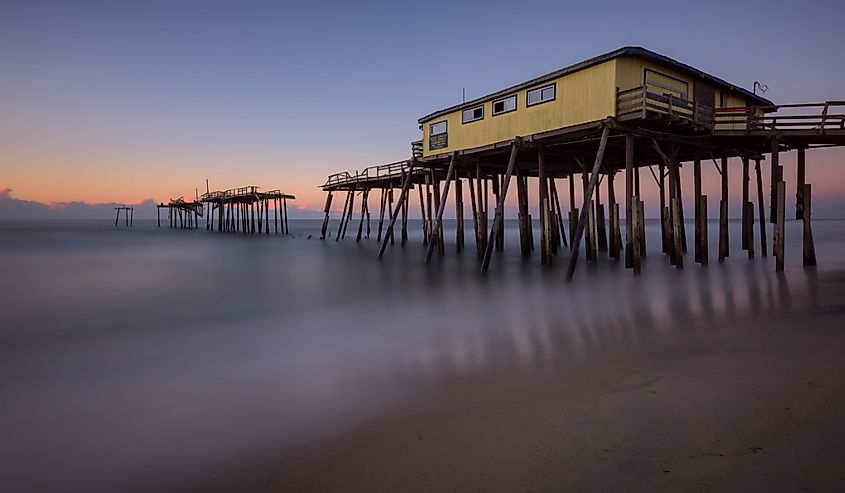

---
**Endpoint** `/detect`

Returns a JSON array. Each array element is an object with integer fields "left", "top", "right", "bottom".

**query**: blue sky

[{"left": 1, "top": 0, "right": 843, "bottom": 213}]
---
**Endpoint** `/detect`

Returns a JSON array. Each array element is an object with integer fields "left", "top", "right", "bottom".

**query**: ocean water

[{"left": 0, "top": 217, "right": 842, "bottom": 492}]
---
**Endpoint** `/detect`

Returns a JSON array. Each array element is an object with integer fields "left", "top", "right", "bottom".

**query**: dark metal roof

[{"left": 418, "top": 46, "right": 775, "bottom": 123}]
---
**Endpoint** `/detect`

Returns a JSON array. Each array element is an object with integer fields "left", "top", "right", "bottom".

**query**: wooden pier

[
  {"left": 157, "top": 198, "right": 202, "bottom": 229},
  {"left": 320, "top": 99, "right": 843, "bottom": 277},
  {"left": 199, "top": 186, "right": 295, "bottom": 235},
  {"left": 114, "top": 205, "right": 134, "bottom": 227}
]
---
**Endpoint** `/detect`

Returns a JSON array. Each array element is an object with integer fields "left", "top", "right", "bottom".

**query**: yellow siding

[
  {"left": 421, "top": 60, "right": 617, "bottom": 157},
  {"left": 714, "top": 89, "right": 751, "bottom": 131},
  {"left": 615, "top": 57, "right": 695, "bottom": 100}
]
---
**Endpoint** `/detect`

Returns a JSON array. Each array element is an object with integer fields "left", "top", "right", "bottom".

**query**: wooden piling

[
  {"left": 481, "top": 142, "right": 519, "bottom": 274},
  {"left": 775, "top": 180, "right": 785, "bottom": 272},
  {"left": 741, "top": 157, "right": 750, "bottom": 250},
  {"left": 595, "top": 174, "right": 608, "bottom": 253},
  {"left": 770, "top": 137, "right": 780, "bottom": 224},
  {"left": 625, "top": 134, "right": 634, "bottom": 269},
  {"left": 607, "top": 171, "right": 619, "bottom": 260},
  {"left": 336, "top": 190, "right": 351, "bottom": 241},
  {"left": 632, "top": 195, "right": 642, "bottom": 275},
  {"left": 693, "top": 159, "right": 702, "bottom": 263},
  {"left": 377, "top": 188, "right": 386, "bottom": 242},
  {"left": 426, "top": 154, "right": 456, "bottom": 263},
  {"left": 659, "top": 160, "right": 668, "bottom": 253},
  {"left": 568, "top": 173, "right": 576, "bottom": 241},
  {"left": 700, "top": 195, "right": 709, "bottom": 265},
  {"left": 796, "top": 146, "right": 806, "bottom": 220},
  {"left": 719, "top": 156, "right": 729, "bottom": 262},
  {"left": 755, "top": 159, "right": 768, "bottom": 257},
  {"left": 550, "top": 178, "right": 567, "bottom": 249},
  {"left": 388, "top": 187, "right": 395, "bottom": 245},
  {"left": 455, "top": 175, "right": 464, "bottom": 252},
  {"left": 538, "top": 149, "right": 550, "bottom": 265},
  {"left": 746, "top": 202, "right": 755, "bottom": 259},
  {"left": 803, "top": 183, "right": 817, "bottom": 266},
  {"left": 401, "top": 185, "right": 408, "bottom": 246},
  {"left": 356, "top": 189, "right": 368, "bottom": 242},
  {"left": 566, "top": 125, "right": 610, "bottom": 280},
  {"left": 416, "top": 184, "right": 426, "bottom": 244},
  {"left": 516, "top": 167, "right": 531, "bottom": 257},
  {"left": 467, "top": 169, "right": 481, "bottom": 257},
  {"left": 378, "top": 161, "right": 415, "bottom": 258}
]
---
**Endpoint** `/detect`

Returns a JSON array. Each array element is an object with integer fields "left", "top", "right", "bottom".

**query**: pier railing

[
  {"left": 714, "top": 101, "right": 845, "bottom": 133},
  {"left": 322, "top": 159, "right": 418, "bottom": 189},
  {"left": 616, "top": 86, "right": 714, "bottom": 128},
  {"left": 618, "top": 87, "right": 845, "bottom": 135}
]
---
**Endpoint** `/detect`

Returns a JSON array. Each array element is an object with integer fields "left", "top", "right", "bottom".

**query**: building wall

[
  {"left": 615, "top": 56, "right": 697, "bottom": 100},
  {"left": 420, "top": 56, "right": 763, "bottom": 156},
  {"left": 421, "top": 60, "right": 618, "bottom": 157}
]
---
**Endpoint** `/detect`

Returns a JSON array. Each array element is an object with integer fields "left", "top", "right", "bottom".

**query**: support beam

[
  {"left": 693, "top": 159, "right": 702, "bottom": 263},
  {"left": 595, "top": 174, "right": 608, "bottom": 254},
  {"left": 775, "top": 180, "right": 785, "bottom": 272},
  {"left": 566, "top": 125, "right": 610, "bottom": 280},
  {"left": 378, "top": 162, "right": 416, "bottom": 258},
  {"left": 608, "top": 171, "right": 619, "bottom": 260},
  {"left": 481, "top": 142, "right": 519, "bottom": 274},
  {"left": 516, "top": 167, "right": 531, "bottom": 257},
  {"left": 700, "top": 195, "right": 709, "bottom": 266},
  {"left": 770, "top": 137, "right": 780, "bottom": 224},
  {"left": 550, "top": 178, "right": 567, "bottom": 248},
  {"left": 755, "top": 159, "right": 768, "bottom": 257},
  {"left": 377, "top": 187, "right": 386, "bottom": 242},
  {"left": 467, "top": 170, "right": 480, "bottom": 257},
  {"left": 796, "top": 146, "right": 806, "bottom": 220},
  {"left": 625, "top": 134, "right": 634, "bottom": 268},
  {"left": 455, "top": 175, "right": 464, "bottom": 252},
  {"left": 632, "top": 195, "right": 642, "bottom": 275},
  {"left": 426, "top": 154, "right": 457, "bottom": 263},
  {"left": 803, "top": 184, "right": 817, "bottom": 266},
  {"left": 538, "top": 149, "right": 550, "bottom": 265},
  {"left": 742, "top": 157, "right": 750, "bottom": 250},
  {"left": 719, "top": 156, "right": 729, "bottom": 262},
  {"left": 356, "top": 189, "right": 368, "bottom": 242}
]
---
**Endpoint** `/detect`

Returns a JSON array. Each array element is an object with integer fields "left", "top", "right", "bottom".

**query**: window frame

[
  {"left": 461, "top": 105, "right": 485, "bottom": 124},
  {"left": 491, "top": 94, "right": 517, "bottom": 116},
  {"left": 526, "top": 83, "right": 556, "bottom": 107},
  {"left": 429, "top": 120, "right": 448, "bottom": 136}
]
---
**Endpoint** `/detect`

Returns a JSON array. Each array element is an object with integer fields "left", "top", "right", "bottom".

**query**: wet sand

[{"left": 215, "top": 271, "right": 845, "bottom": 492}]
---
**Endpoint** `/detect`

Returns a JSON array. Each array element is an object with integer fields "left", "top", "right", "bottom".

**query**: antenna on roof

[
  {"left": 462, "top": 86, "right": 466, "bottom": 103},
  {"left": 753, "top": 81, "right": 768, "bottom": 95}
]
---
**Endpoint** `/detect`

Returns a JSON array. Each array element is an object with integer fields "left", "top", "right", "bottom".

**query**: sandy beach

[{"left": 212, "top": 270, "right": 845, "bottom": 492}]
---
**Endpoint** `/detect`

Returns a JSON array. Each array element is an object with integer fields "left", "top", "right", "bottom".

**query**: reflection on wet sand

[{"left": 0, "top": 218, "right": 841, "bottom": 492}]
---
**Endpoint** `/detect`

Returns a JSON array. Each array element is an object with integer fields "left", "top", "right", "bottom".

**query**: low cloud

[{"left": 0, "top": 188, "right": 323, "bottom": 220}]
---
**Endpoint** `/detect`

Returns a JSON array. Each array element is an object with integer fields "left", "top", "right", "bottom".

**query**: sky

[{"left": 1, "top": 0, "right": 844, "bottom": 218}]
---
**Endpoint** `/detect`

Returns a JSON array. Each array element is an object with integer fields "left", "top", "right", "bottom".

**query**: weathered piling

[{"left": 803, "top": 184, "right": 817, "bottom": 266}]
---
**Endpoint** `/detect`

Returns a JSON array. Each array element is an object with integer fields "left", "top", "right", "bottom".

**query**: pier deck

[{"left": 320, "top": 100, "right": 843, "bottom": 276}]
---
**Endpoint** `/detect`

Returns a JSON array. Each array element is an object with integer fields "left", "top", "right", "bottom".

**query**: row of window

[{"left": 455, "top": 83, "right": 557, "bottom": 126}]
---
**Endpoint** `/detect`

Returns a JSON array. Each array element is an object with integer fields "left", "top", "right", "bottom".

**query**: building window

[
  {"left": 462, "top": 105, "right": 484, "bottom": 124},
  {"left": 492, "top": 95, "right": 517, "bottom": 116},
  {"left": 430, "top": 120, "right": 447, "bottom": 136},
  {"left": 527, "top": 83, "right": 555, "bottom": 107},
  {"left": 720, "top": 91, "right": 729, "bottom": 108}
]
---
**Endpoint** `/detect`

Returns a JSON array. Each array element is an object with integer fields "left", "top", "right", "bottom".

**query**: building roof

[{"left": 418, "top": 46, "right": 775, "bottom": 124}]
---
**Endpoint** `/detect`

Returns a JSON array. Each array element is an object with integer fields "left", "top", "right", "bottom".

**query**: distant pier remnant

[
  {"left": 157, "top": 198, "right": 202, "bottom": 229},
  {"left": 199, "top": 186, "right": 295, "bottom": 235},
  {"left": 114, "top": 205, "right": 134, "bottom": 227}
]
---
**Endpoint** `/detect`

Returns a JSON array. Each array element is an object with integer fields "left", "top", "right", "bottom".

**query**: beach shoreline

[{"left": 208, "top": 270, "right": 845, "bottom": 492}]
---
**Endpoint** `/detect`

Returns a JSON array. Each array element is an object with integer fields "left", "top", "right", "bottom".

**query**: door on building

[{"left": 695, "top": 81, "right": 716, "bottom": 128}]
